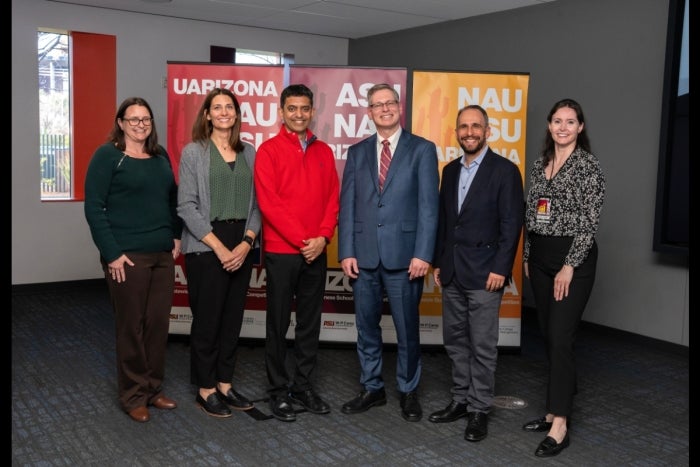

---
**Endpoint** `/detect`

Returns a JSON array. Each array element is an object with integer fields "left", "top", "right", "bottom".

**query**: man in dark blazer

[
  {"left": 338, "top": 83, "right": 439, "bottom": 422},
  {"left": 429, "top": 105, "right": 523, "bottom": 442}
]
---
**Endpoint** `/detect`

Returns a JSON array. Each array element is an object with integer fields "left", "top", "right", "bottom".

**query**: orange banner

[{"left": 412, "top": 71, "right": 529, "bottom": 347}]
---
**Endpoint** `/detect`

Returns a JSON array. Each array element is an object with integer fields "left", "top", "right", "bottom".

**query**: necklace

[{"left": 212, "top": 138, "right": 229, "bottom": 151}]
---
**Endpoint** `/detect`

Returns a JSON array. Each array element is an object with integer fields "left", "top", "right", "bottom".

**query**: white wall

[{"left": 12, "top": 0, "right": 348, "bottom": 285}]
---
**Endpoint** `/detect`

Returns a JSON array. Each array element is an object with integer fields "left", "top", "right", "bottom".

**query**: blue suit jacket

[
  {"left": 434, "top": 149, "right": 524, "bottom": 289},
  {"left": 338, "top": 131, "right": 439, "bottom": 269}
]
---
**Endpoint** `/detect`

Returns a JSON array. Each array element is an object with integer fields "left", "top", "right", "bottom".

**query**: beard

[{"left": 459, "top": 137, "right": 486, "bottom": 156}]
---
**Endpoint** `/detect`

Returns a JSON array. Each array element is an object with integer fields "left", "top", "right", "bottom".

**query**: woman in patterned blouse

[{"left": 521, "top": 98, "right": 605, "bottom": 458}]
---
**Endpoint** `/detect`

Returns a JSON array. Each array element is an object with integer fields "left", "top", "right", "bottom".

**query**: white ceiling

[{"left": 46, "top": 0, "right": 557, "bottom": 39}]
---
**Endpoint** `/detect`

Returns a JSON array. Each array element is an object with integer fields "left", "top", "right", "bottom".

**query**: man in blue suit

[
  {"left": 338, "top": 83, "right": 439, "bottom": 422},
  {"left": 429, "top": 105, "right": 524, "bottom": 442}
]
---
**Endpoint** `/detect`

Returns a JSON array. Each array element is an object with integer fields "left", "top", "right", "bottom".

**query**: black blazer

[{"left": 434, "top": 149, "right": 524, "bottom": 289}]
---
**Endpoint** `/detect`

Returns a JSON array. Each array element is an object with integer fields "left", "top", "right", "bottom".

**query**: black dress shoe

[
  {"left": 269, "top": 394, "right": 296, "bottom": 422},
  {"left": 290, "top": 389, "right": 330, "bottom": 414},
  {"left": 522, "top": 416, "right": 552, "bottom": 432},
  {"left": 535, "top": 434, "right": 570, "bottom": 457},
  {"left": 216, "top": 387, "right": 254, "bottom": 411},
  {"left": 428, "top": 401, "right": 468, "bottom": 423},
  {"left": 341, "top": 388, "right": 387, "bottom": 414},
  {"left": 400, "top": 391, "right": 422, "bottom": 422},
  {"left": 196, "top": 393, "right": 232, "bottom": 418},
  {"left": 464, "top": 412, "right": 488, "bottom": 442}
]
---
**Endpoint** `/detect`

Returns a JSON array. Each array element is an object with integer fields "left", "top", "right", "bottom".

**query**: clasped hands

[
  {"left": 301, "top": 236, "right": 326, "bottom": 264},
  {"left": 221, "top": 242, "right": 250, "bottom": 272}
]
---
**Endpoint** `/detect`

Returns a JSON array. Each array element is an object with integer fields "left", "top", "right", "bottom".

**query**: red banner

[{"left": 167, "top": 63, "right": 284, "bottom": 335}]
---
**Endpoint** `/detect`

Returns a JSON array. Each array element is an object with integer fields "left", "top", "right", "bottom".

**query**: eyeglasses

[
  {"left": 123, "top": 117, "right": 153, "bottom": 126},
  {"left": 369, "top": 100, "right": 399, "bottom": 110}
]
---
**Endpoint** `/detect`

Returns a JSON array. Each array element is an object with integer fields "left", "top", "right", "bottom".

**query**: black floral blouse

[{"left": 523, "top": 146, "right": 605, "bottom": 267}]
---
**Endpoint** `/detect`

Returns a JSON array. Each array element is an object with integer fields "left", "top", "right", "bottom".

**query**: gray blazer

[{"left": 177, "top": 140, "right": 261, "bottom": 254}]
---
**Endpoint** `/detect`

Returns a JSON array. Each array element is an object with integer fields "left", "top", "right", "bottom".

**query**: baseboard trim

[{"left": 12, "top": 278, "right": 106, "bottom": 295}]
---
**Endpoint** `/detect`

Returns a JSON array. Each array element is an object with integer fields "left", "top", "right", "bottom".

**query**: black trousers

[
  {"left": 528, "top": 235, "right": 598, "bottom": 416},
  {"left": 185, "top": 220, "right": 253, "bottom": 389},
  {"left": 102, "top": 251, "right": 174, "bottom": 412},
  {"left": 264, "top": 252, "right": 326, "bottom": 397}
]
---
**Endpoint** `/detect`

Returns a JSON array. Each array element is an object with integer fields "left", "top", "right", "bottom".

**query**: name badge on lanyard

[{"left": 536, "top": 197, "right": 552, "bottom": 224}]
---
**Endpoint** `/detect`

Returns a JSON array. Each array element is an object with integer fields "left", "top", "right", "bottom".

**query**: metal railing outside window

[{"left": 40, "top": 134, "right": 70, "bottom": 198}]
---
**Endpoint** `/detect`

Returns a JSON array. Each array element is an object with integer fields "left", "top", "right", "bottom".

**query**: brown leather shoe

[
  {"left": 128, "top": 406, "right": 150, "bottom": 422},
  {"left": 151, "top": 395, "right": 178, "bottom": 410}
]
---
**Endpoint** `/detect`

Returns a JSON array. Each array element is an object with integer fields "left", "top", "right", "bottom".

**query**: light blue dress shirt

[{"left": 457, "top": 147, "right": 488, "bottom": 209}]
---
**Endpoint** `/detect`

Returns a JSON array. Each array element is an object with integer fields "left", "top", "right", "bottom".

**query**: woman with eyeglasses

[{"left": 84, "top": 96, "right": 182, "bottom": 423}]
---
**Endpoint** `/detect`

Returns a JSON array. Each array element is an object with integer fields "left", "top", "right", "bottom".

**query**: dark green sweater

[{"left": 84, "top": 143, "right": 181, "bottom": 263}]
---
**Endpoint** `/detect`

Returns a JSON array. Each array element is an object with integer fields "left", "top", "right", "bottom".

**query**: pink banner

[{"left": 289, "top": 66, "right": 408, "bottom": 316}]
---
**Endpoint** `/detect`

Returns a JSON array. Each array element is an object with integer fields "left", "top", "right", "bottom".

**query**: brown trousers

[{"left": 103, "top": 251, "right": 174, "bottom": 412}]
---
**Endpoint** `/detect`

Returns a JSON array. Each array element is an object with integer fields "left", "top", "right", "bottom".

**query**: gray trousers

[{"left": 441, "top": 282, "right": 503, "bottom": 413}]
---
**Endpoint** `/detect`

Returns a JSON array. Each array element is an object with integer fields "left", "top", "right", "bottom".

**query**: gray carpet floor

[{"left": 12, "top": 280, "right": 689, "bottom": 466}]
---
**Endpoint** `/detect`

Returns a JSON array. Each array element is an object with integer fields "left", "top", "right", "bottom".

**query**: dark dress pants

[
  {"left": 528, "top": 235, "right": 598, "bottom": 416},
  {"left": 264, "top": 252, "right": 326, "bottom": 396},
  {"left": 185, "top": 220, "right": 253, "bottom": 389},
  {"left": 352, "top": 264, "right": 422, "bottom": 393}
]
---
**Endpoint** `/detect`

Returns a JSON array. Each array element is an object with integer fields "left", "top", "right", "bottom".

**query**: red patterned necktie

[{"left": 379, "top": 139, "right": 391, "bottom": 190}]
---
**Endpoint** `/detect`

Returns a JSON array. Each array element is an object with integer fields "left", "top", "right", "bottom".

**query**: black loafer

[
  {"left": 522, "top": 416, "right": 553, "bottom": 432},
  {"left": 464, "top": 412, "right": 489, "bottom": 442},
  {"left": 428, "top": 400, "right": 468, "bottom": 423},
  {"left": 290, "top": 389, "right": 330, "bottom": 414},
  {"left": 216, "top": 387, "right": 254, "bottom": 411},
  {"left": 399, "top": 391, "right": 422, "bottom": 422},
  {"left": 269, "top": 394, "right": 296, "bottom": 422},
  {"left": 535, "top": 434, "right": 570, "bottom": 457},
  {"left": 341, "top": 388, "right": 387, "bottom": 414},
  {"left": 196, "top": 393, "right": 232, "bottom": 418}
]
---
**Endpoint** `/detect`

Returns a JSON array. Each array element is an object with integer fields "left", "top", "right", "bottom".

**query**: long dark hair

[
  {"left": 108, "top": 97, "right": 160, "bottom": 155},
  {"left": 191, "top": 88, "right": 244, "bottom": 153},
  {"left": 541, "top": 98, "right": 591, "bottom": 164}
]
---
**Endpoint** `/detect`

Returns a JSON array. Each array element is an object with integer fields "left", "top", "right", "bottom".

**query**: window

[
  {"left": 653, "top": 0, "right": 688, "bottom": 255},
  {"left": 235, "top": 49, "right": 294, "bottom": 66},
  {"left": 37, "top": 30, "right": 116, "bottom": 201},
  {"left": 38, "top": 31, "right": 70, "bottom": 199}
]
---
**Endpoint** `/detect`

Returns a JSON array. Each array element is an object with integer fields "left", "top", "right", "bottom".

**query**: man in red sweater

[{"left": 254, "top": 84, "right": 339, "bottom": 422}]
